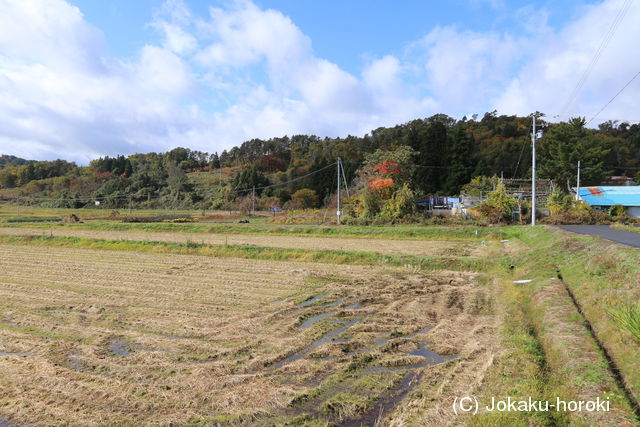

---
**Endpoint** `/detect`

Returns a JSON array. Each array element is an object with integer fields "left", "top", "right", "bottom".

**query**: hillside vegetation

[{"left": 2, "top": 113, "right": 639, "bottom": 222}]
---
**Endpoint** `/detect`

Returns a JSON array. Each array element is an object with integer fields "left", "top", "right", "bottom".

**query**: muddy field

[
  {"left": 0, "top": 226, "right": 484, "bottom": 257},
  {"left": 0, "top": 243, "right": 496, "bottom": 425}
]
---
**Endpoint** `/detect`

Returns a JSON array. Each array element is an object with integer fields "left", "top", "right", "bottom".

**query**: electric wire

[
  {"left": 557, "top": 0, "right": 633, "bottom": 118},
  {"left": 586, "top": 69, "right": 640, "bottom": 125}
]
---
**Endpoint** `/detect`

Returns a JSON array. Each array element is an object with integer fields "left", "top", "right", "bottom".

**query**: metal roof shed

[{"left": 577, "top": 186, "right": 640, "bottom": 217}]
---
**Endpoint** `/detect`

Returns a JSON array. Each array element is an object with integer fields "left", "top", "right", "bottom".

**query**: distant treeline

[{"left": 1, "top": 112, "right": 639, "bottom": 209}]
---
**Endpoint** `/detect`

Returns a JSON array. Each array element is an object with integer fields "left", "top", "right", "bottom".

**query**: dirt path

[{"left": 0, "top": 226, "right": 484, "bottom": 257}]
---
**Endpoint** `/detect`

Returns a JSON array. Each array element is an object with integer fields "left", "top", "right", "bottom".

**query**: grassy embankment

[{"left": 465, "top": 226, "right": 640, "bottom": 425}]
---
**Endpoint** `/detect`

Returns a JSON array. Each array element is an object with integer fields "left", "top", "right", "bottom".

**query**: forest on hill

[{"left": 1, "top": 112, "right": 639, "bottom": 218}]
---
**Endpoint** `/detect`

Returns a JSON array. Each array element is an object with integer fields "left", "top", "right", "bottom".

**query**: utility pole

[
  {"left": 576, "top": 161, "right": 581, "bottom": 201},
  {"left": 251, "top": 186, "right": 255, "bottom": 216},
  {"left": 336, "top": 158, "right": 341, "bottom": 225},
  {"left": 339, "top": 158, "right": 350, "bottom": 198},
  {"left": 531, "top": 113, "right": 540, "bottom": 226}
]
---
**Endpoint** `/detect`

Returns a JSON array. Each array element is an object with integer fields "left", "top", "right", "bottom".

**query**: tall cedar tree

[
  {"left": 444, "top": 125, "right": 474, "bottom": 194},
  {"left": 411, "top": 120, "right": 449, "bottom": 194}
]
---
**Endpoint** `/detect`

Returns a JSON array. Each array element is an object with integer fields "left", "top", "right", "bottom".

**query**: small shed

[{"left": 577, "top": 186, "right": 640, "bottom": 217}]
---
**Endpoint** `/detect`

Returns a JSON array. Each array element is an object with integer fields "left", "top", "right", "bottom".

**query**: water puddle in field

[
  {"left": 0, "top": 351, "right": 32, "bottom": 357},
  {"left": 368, "top": 325, "right": 455, "bottom": 372},
  {"left": 3, "top": 321, "right": 20, "bottom": 329},
  {"left": 364, "top": 343, "right": 457, "bottom": 373},
  {"left": 300, "top": 313, "right": 332, "bottom": 329},
  {"left": 274, "top": 318, "right": 360, "bottom": 369},
  {"left": 321, "top": 301, "right": 341, "bottom": 309},
  {"left": 374, "top": 325, "right": 432, "bottom": 347},
  {"left": 164, "top": 334, "right": 196, "bottom": 340},
  {"left": 338, "top": 371, "right": 424, "bottom": 427},
  {"left": 66, "top": 350, "right": 85, "bottom": 371},
  {"left": 344, "top": 302, "right": 362, "bottom": 310},
  {"left": 0, "top": 416, "right": 14, "bottom": 427},
  {"left": 300, "top": 295, "right": 323, "bottom": 307},
  {"left": 109, "top": 338, "right": 131, "bottom": 357}
]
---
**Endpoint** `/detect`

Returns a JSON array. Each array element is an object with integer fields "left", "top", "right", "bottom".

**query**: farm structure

[{"left": 577, "top": 186, "right": 640, "bottom": 217}]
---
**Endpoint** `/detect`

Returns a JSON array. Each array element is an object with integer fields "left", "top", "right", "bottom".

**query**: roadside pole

[
  {"left": 531, "top": 114, "right": 537, "bottom": 226},
  {"left": 251, "top": 186, "right": 255, "bottom": 216},
  {"left": 336, "top": 158, "right": 341, "bottom": 225},
  {"left": 576, "top": 161, "right": 581, "bottom": 201}
]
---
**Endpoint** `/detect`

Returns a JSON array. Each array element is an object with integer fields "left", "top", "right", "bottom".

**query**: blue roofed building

[{"left": 577, "top": 186, "right": 640, "bottom": 217}]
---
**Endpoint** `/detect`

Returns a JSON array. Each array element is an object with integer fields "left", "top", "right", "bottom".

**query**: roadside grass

[
  {"left": 0, "top": 234, "right": 488, "bottom": 272},
  {"left": 608, "top": 304, "right": 640, "bottom": 344},
  {"left": 462, "top": 228, "right": 640, "bottom": 425},
  {"left": 611, "top": 223, "right": 640, "bottom": 234},
  {"left": 500, "top": 226, "right": 640, "bottom": 415},
  {"left": 463, "top": 275, "right": 561, "bottom": 426}
]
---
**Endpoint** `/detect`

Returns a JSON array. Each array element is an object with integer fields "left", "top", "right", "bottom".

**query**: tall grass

[{"left": 608, "top": 304, "right": 640, "bottom": 343}]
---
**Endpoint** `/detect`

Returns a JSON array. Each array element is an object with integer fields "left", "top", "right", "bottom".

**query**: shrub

[
  {"left": 542, "top": 200, "right": 610, "bottom": 225},
  {"left": 290, "top": 188, "right": 320, "bottom": 209},
  {"left": 609, "top": 204, "right": 627, "bottom": 219},
  {"left": 379, "top": 183, "right": 416, "bottom": 222},
  {"left": 476, "top": 180, "right": 517, "bottom": 223}
]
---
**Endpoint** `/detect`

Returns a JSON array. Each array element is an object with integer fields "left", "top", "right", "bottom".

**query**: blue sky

[
  {"left": 1, "top": 0, "right": 638, "bottom": 163},
  {"left": 69, "top": 0, "right": 593, "bottom": 75}
]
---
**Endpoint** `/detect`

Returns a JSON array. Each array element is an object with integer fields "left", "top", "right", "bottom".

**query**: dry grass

[
  {"left": 0, "top": 243, "right": 495, "bottom": 425},
  {"left": 529, "top": 279, "right": 636, "bottom": 425},
  {"left": 0, "top": 226, "right": 484, "bottom": 257}
]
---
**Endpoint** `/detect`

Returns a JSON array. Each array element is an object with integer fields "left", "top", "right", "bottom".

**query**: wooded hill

[{"left": 1, "top": 112, "right": 639, "bottom": 211}]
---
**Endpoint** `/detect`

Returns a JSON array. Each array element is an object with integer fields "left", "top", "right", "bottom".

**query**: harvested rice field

[
  {"left": 0, "top": 227, "right": 483, "bottom": 257},
  {"left": 0, "top": 242, "right": 496, "bottom": 425}
]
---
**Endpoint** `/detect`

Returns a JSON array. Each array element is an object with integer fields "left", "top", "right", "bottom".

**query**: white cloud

[
  {"left": 495, "top": 0, "right": 640, "bottom": 120},
  {"left": 153, "top": 22, "right": 198, "bottom": 54},
  {"left": 411, "top": 26, "right": 529, "bottom": 114},
  {"left": 0, "top": 0, "right": 638, "bottom": 163}
]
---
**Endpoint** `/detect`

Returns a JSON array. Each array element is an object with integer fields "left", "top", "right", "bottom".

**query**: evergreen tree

[
  {"left": 539, "top": 117, "right": 611, "bottom": 188},
  {"left": 444, "top": 125, "right": 474, "bottom": 194},
  {"left": 413, "top": 118, "right": 449, "bottom": 194},
  {"left": 209, "top": 152, "right": 221, "bottom": 169}
]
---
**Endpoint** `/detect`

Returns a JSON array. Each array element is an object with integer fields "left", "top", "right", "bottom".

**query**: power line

[
  {"left": 586, "top": 69, "right": 640, "bottom": 125},
  {"left": 557, "top": 0, "right": 633, "bottom": 118},
  {"left": 232, "top": 162, "right": 337, "bottom": 194},
  {"left": 551, "top": 113, "right": 640, "bottom": 124},
  {"left": 512, "top": 138, "right": 529, "bottom": 179}
]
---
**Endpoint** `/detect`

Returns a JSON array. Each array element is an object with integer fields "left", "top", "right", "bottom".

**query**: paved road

[{"left": 558, "top": 225, "right": 640, "bottom": 248}]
